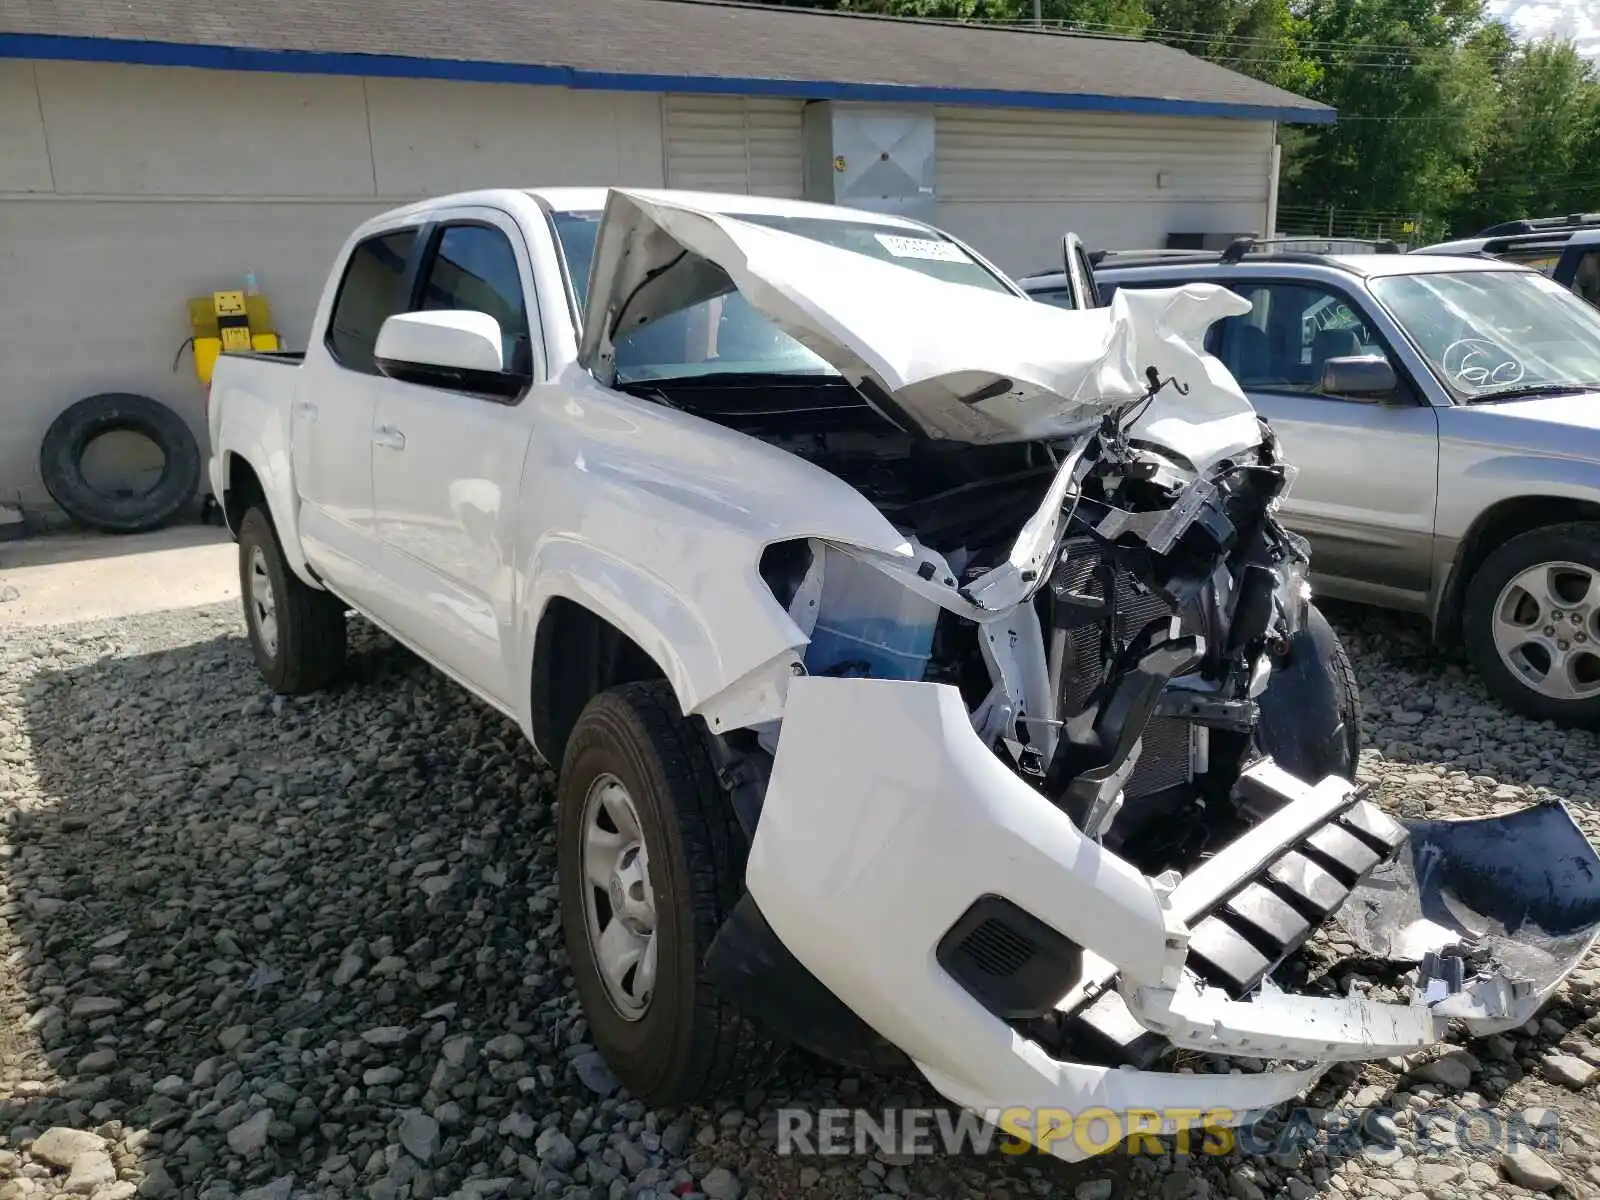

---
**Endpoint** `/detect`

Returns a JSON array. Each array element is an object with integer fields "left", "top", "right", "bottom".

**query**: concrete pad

[{"left": 0, "top": 524, "right": 238, "bottom": 628}]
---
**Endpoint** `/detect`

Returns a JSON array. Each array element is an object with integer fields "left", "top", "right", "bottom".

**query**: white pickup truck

[{"left": 207, "top": 186, "right": 1600, "bottom": 1156}]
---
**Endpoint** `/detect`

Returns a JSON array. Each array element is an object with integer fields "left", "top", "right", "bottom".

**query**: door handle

[{"left": 374, "top": 424, "right": 406, "bottom": 451}]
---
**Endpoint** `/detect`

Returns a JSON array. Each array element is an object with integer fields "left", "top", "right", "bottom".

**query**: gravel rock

[
  {"left": 1411, "top": 1050, "right": 1476, "bottom": 1091},
  {"left": 225, "top": 1109, "right": 271, "bottom": 1158},
  {"left": 398, "top": 1109, "right": 440, "bottom": 1164},
  {"left": 136, "top": 1164, "right": 175, "bottom": 1199},
  {"left": 9, "top": 597, "right": 1600, "bottom": 1200},
  {"left": 701, "top": 1167, "right": 742, "bottom": 1200},
  {"left": 571, "top": 1049, "right": 619, "bottom": 1097},
  {"left": 1541, "top": 1052, "right": 1597, "bottom": 1088},
  {"left": 1501, "top": 1146, "right": 1564, "bottom": 1192},
  {"left": 63, "top": 1149, "right": 116, "bottom": 1194},
  {"left": 29, "top": 1128, "right": 108, "bottom": 1169},
  {"left": 534, "top": 1126, "right": 576, "bottom": 1171}
]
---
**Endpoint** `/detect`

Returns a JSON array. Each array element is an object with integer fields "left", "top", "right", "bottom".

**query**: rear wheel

[
  {"left": 237, "top": 506, "right": 347, "bottom": 695},
  {"left": 557, "top": 680, "right": 770, "bottom": 1106},
  {"left": 1463, "top": 522, "right": 1600, "bottom": 727}
]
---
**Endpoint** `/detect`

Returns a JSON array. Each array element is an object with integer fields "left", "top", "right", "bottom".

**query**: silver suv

[{"left": 1021, "top": 238, "right": 1600, "bottom": 728}]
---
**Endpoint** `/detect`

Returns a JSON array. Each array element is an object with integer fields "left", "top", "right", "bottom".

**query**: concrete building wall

[
  {"left": 933, "top": 108, "right": 1276, "bottom": 275},
  {"left": 0, "top": 61, "right": 669, "bottom": 512},
  {"left": 0, "top": 58, "right": 1281, "bottom": 517}
]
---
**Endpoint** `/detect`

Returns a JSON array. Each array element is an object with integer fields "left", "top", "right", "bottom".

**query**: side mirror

[
  {"left": 1319, "top": 354, "right": 1397, "bottom": 401},
  {"left": 374, "top": 311, "right": 526, "bottom": 398}
]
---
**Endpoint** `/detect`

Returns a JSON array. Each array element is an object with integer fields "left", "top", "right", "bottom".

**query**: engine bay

[{"left": 623, "top": 368, "right": 1315, "bottom": 882}]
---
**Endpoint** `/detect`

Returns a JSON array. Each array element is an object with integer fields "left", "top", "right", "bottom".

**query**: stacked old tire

[{"left": 39, "top": 392, "right": 201, "bottom": 534}]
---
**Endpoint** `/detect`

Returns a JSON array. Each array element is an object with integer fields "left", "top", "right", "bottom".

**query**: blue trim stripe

[{"left": 0, "top": 33, "right": 1337, "bottom": 124}]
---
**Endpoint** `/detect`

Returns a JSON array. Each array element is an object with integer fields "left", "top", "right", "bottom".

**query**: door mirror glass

[
  {"left": 374, "top": 311, "right": 525, "bottom": 397},
  {"left": 1320, "top": 354, "right": 1397, "bottom": 400}
]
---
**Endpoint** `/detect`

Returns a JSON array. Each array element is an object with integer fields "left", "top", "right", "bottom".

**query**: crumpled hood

[
  {"left": 1115, "top": 285, "right": 1267, "bottom": 472},
  {"left": 578, "top": 188, "right": 1254, "bottom": 452}
]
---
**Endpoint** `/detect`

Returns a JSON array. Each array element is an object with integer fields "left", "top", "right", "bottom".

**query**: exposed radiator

[{"left": 1051, "top": 536, "right": 1195, "bottom": 799}]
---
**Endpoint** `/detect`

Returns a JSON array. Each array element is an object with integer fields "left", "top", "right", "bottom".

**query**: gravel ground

[{"left": 6, "top": 596, "right": 1600, "bottom": 1200}]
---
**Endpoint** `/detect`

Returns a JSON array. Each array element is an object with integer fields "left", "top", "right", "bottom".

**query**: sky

[{"left": 1491, "top": 0, "right": 1600, "bottom": 56}]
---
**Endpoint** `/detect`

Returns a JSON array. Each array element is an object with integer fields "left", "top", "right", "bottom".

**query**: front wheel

[
  {"left": 556, "top": 680, "right": 771, "bottom": 1106},
  {"left": 237, "top": 506, "right": 347, "bottom": 695},
  {"left": 1253, "top": 602, "right": 1363, "bottom": 782},
  {"left": 1462, "top": 521, "right": 1600, "bottom": 727}
]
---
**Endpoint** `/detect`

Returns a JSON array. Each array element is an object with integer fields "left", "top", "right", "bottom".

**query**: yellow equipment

[{"left": 185, "top": 284, "right": 281, "bottom": 385}]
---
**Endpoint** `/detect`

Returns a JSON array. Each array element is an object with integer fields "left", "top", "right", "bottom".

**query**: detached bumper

[{"left": 741, "top": 677, "right": 1600, "bottom": 1161}]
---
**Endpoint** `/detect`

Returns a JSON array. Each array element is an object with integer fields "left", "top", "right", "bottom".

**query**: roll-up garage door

[{"left": 663, "top": 95, "right": 805, "bottom": 197}]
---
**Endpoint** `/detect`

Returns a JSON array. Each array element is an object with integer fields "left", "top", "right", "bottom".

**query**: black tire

[
  {"left": 1462, "top": 521, "right": 1600, "bottom": 727},
  {"left": 39, "top": 393, "right": 201, "bottom": 534},
  {"left": 237, "top": 506, "right": 347, "bottom": 695},
  {"left": 1254, "top": 603, "right": 1363, "bottom": 782},
  {"left": 557, "top": 680, "right": 770, "bottom": 1106}
]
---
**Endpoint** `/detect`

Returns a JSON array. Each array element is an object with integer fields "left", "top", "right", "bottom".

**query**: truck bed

[{"left": 229, "top": 350, "right": 305, "bottom": 366}]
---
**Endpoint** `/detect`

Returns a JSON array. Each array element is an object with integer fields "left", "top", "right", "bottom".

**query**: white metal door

[
  {"left": 293, "top": 225, "right": 421, "bottom": 606},
  {"left": 370, "top": 206, "right": 542, "bottom": 707},
  {"left": 663, "top": 95, "right": 805, "bottom": 197}
]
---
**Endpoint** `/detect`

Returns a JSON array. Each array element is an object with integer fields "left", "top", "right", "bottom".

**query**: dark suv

[{"left": 1413, "top": 214, "right": 1600, "bottom": 308}]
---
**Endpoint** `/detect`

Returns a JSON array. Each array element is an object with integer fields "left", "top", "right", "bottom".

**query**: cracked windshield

[{"left": 1370, "top": 269, "right": 1600, "bottom": 402}]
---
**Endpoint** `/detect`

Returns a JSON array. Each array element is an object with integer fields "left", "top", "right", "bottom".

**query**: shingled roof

[{"left": 0, "top": 0, "right": 1335, "bottom": 123}]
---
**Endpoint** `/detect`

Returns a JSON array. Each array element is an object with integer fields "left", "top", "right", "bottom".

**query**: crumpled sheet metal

[
  {"left": 1333, "top": 798, "right": 1600, "bottom": 1033},
  {"left": 579, "top": 188, "right": 1257, "bottom": 450}
]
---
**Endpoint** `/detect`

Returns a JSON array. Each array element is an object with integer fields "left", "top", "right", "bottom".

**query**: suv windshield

[
  {"left": 1369, "top": 269, "right": 1600, "bottom": 402},
  {"left": 550, "top": 208, "right": 1014, "bottom": 384}
]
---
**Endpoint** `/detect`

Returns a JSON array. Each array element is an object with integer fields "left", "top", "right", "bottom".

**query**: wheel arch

[
  {"left": 518, "top": 539, "right": 811, "bottom": 765},
  {"left": 529, "top": 596, "right": 672, "bottom": 768},
  {"left": 221, "top": 451, "right": 266, "bottom": 536},
  {"left": 217, "top": 444, "right": 320, "bottom": 587},
  {"left": 1434, "top": 495, "right": 1600, "bottom": 646}
]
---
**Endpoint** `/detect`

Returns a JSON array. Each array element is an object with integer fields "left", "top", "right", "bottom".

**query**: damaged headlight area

[
  {"left": 689, "top": 376, "right": 1600, "bottom": 1154},
  {"left": 756, "top": 400, "right": 1321, "bottom": 874}
]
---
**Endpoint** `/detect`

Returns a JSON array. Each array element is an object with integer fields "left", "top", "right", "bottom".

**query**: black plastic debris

[{"left": 1334, "top": 798, "right": 1600, "bottom": 1008}]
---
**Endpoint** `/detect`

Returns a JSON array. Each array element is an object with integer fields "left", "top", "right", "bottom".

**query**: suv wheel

[
  {"left": 556, "top": 680, "right": 770, "bottom": 1106},
  {"left": 1463, "top": 521, "right": 1600, "bottom": 726}
]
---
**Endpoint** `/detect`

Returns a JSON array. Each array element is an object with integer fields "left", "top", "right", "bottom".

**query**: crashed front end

[{"left": 579, "top": 189, "right": 1600, "bottom": 1160}]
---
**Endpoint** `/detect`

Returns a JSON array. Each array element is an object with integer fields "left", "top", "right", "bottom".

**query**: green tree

[
  {"left": 1278, "top": 0, "right": 1499, "bottom": 233},
  {"left": 1145, "top": 0, "right": 1316, "bottom": 95},
  {"left": 1451, "top": 37, "right": 1600, "bottom": 232}
]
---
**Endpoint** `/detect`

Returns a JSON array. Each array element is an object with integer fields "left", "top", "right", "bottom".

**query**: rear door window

[{"left": 325, "top": 229, "right": 419, "bottom": 375}]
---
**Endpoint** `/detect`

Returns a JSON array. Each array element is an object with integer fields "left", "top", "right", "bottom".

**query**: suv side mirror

[
  {"left": 375, "top": 311, "right": 526, "bottom": 398},
  {"left": 1320, "top": 354, "right": 1397, "bottom": 401}
]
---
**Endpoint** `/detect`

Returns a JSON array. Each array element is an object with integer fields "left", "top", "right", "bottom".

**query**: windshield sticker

[{"left": 875, "top": 234, "right": 969, "bottom": 263}]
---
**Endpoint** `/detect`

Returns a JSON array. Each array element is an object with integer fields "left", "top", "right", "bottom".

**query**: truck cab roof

[{"left": 357, "top": 185, "right": 944, "bottom": 231}]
